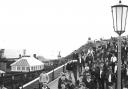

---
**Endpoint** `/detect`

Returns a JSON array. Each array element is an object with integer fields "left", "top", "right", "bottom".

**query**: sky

[{"left": 0, "top": 0, "right": 128, "bottom": 59}]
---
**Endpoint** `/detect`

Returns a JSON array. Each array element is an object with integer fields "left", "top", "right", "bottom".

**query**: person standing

[
  {"left": 105, "top": 67, "right": 115, "bottom": 89},
  {"left": 97, "top": 63, "right": 106, "bottom": 89},
  {"left": 65, "top": 70, "right": 76, "bottom": 85},
  {"left": 76, "top": 75, "right": 84, "bottom": 87},
  {"left": 39, "top": 71, "right": 49, "bottom": 89}
]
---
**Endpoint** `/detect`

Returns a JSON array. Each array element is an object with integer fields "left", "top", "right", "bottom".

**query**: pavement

[
  {"left": 22, "top": 77, "right": 59, "bottom": 89},
  {"left": 48, "top": 77, "right": 59, "bottom": 89}
]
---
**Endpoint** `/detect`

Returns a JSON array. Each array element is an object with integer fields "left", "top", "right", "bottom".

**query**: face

[
  {"left": 92, "top": 68, "right": 95, "bottom": 71},
  {"left": 85, "top": 63, "right": 88, "bottom": 67},
  {"left": 85, "top": 67, "right": 89, "bottom": 71},
  {"left": 61, "top": 76, "right": 66, "bottom": 80},
  {"left": 61, "top": 84, "right": 65, "bottom": 89},
  {"left": 79, "top": 76, "right": 83, "bottom": 81},
  {"left": 87, "top": 75, "right": 91, "bottom": 79}
]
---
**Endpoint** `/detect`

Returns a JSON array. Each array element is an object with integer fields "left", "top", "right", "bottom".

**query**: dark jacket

[
  {"left": 105, "top": 72, "right": 115, "bottom": 86},
  {"left": 58, "top": 78, "right": 68, "bottom": 89},
  {"left": 83, "top": 78, "right": 96, "bottom": 89}
]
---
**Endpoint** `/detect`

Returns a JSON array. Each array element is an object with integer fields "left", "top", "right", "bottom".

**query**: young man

[{"left": 39, "top": 70, "right": 49, "bottom": 89}]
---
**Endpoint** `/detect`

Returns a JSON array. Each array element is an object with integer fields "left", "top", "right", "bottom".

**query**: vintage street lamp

[{"left": 111, "top": 0, "right": 128, "bottom": 89}]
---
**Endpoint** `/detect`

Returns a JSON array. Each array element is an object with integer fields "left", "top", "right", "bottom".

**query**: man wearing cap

[
  {"left": 82, "top": 73, "right": 95, "bottom": 89},
  {"left": 58, "top": 73, "right": 68, "bottom": 89}
]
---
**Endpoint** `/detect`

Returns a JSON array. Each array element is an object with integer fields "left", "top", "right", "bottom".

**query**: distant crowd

[
  {"left": 38, "top": 37, "right": 128, "bottom": 89},
  {"left": 57, "top": 37, "right": 128, "bottom": 89}
]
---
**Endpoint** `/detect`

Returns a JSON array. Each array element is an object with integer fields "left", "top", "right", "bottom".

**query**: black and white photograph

[{"left": 0, "top": 0, "right": 128, "bottom": 89}]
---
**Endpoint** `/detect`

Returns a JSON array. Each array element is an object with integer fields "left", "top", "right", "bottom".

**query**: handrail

[{"left": 19, "top": 60, "right": 77, "bottom": 89}]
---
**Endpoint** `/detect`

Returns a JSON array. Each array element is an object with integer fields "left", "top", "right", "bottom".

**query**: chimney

[
  {"left": 0, "top": 49, "right": 5, "bottom": 58},
  {"left": 23, "top": 49, "right": 26, "bottom": 56},
  {"left": 58, "top": 51, "right": 61, "bottom": 59},
  {"left": 33, "top": 54, "right": 37, "bottom": 59},
  {"left": 19, "top": 54, "right": 22, "bottom": 58}
]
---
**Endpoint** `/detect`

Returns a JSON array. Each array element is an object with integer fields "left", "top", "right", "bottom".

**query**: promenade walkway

[
  {"left": 22, "top": 76, "right": 59, "bottom": 89},
  {"left": 48, "top": 77, "right": 59, "bottom": 89}
]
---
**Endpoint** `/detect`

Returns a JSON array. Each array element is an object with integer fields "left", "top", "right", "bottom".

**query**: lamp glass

[{"left": 112, "top": 5, "right": 128, "bottom": 35}]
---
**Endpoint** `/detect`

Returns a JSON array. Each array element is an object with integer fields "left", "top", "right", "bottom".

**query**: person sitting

[
  {"left": 41, "top": 83, "right": 50, "bottom": 89},
  {"left": 66, "top": 80, "right": 75, "bottom": 89},
  {"left": 58, "top": 73, "right": 68, "bottom": 89},
  {"left": 39, "top": 70, "right": 49, "bottom": 88}
]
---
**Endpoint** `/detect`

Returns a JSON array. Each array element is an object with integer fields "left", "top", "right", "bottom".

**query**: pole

[{"left": 117, "top": 35, "right": 122, "bottom": 89}]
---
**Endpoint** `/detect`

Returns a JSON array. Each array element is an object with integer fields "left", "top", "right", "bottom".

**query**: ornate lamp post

[{"left": 111, "top": 0, "right": 128, "bottom": 89}]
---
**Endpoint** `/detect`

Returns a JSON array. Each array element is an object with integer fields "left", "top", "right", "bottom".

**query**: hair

[{"left": 79, "top": 74, "right": 83, "bottom": 77}]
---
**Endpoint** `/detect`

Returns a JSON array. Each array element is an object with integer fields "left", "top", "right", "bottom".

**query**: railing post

[
  {"left": 52, "top": 69, "right": 54, "bottom": 81},
  {"left": 12, "top": 75, "right": 14, "bottom": 89},
  {"left": 63, "top": 64, "right": 65, "bottom": 72}
]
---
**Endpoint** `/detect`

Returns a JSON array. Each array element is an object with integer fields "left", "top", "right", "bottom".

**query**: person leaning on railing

[{"left": 39, "top": 70, "right": 49, "bottom": 89}]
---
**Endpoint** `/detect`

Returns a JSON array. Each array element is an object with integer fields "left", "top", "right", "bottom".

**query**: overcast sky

[{"left": 0, "top": 0, "right": 128, "bottom": 59}]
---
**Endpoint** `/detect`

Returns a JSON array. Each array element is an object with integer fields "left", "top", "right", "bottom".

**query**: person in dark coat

[
  {"left": 90, "top": 66, "right": 98, "bottom": 89},
  {"left": 97, "top": 63, "right": 106, "bottom": 89},
  {"left": 58, "top": 73, "right": 68, "bottom": 89},
  {"left": 105, "top": 67, "right": 115, "bottom": 89},
  {"left": 41, "top": 83, "right": 50, "bottom": 89},
  {"left": 123, "top": 65, "right": 128, "bottom": 88},
  {"left": 66, "top": 80, "right": 75, "bottom": 89},
  {"left": 82, "top": 73, "right": 96, "bottom": 89}
]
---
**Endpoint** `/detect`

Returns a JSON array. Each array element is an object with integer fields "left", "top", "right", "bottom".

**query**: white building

[{"left": 10, "top": 56, "right": 44, "bottom": 72}]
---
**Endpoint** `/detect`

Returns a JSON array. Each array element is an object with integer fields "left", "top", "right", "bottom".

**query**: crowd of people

[{"left": 57, "top": 37, "right": 128, "bottom": 89}]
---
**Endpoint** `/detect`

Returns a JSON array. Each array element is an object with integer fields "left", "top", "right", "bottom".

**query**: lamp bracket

[{"left": 115, "top": 31, "right": 125, "bottom": 36}]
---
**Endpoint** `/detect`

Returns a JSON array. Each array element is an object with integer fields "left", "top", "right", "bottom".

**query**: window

[
  {"left": 31, "top": 67, "right": 33, "bottom": 71},
  {"left": 34, "top": 66, "right": 35, "bottom": 71},
  {"left": 26, "top": 67, "right": 29, "bottom": 71},
  {"left": 17, "top": 66, "right": 21, "bottom": 70},
  {"left": 12, "top": 66, "right": 16, "bottom": 71},
  {"left": 22, "top": 67, "right": 25, "bottom": 70}
]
